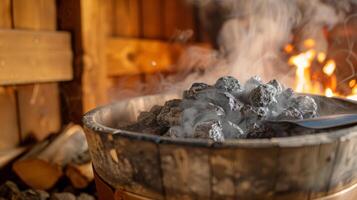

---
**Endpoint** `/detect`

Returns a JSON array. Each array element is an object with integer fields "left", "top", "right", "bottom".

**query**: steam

[
  {"left": 108, "top": 0, "right": 357, "bottom": 101},
  {"left": 178, "top": 0, "right": 355, "bottom": 86}
]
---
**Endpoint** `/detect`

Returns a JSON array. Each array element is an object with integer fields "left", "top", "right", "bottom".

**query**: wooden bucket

[{"left": 83, "top": 94, "right": 357, "bottom": 200}]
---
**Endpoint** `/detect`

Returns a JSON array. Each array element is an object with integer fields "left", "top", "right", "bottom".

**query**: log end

[{"left": 12, "top": 159, "right": 62, "bottom": 190}]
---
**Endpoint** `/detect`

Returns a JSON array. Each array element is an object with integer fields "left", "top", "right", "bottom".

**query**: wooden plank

[
  {"left": 163, "top": 0, "right": 196, "bottom": 40},
  {"left": 80, "top": 0, "right": 109, "bottom": 112},
  {"left": 106, "top": 38, "right": 184, "bottom": 76},
  {"left": 12, "top": 0, "right": 63, "bottom": 142},
  {"left": 0, "top": 30, "right": 73, "bottom": 85},
  {"left": 328, "top": 130, "right": 357, "bottom": 194},
  {"left": 234, "top": 147, "right": 278, "bottom": 199},
  {"left": 140, "top": 0, "right": 163, "bottom": 39},
  {"left": 159, "top": 144, "right": 211, "bottom": 199},
  {"left": 12, "top": 0, "right": 56, "bottom": 31},
  {"left": 274, "top": 145, "right": 319, "bottom": 200},
  {"left": 0, "top": 87, "right": 20, "bottom": 149},
  {"left": 112, "top": 0, "right": 140, "bottom": 37},
  {"left": 210, "top": 149, "right": 235, "bottom": 199},
  {"left": 0, "top": 0, "right": 12, "bottom": 28},
  {"left": 0, "top": 0, "right": 20, "bottom": 150},
  {"left": 17, "top": 83, "right": 61, "bottom": 141}
]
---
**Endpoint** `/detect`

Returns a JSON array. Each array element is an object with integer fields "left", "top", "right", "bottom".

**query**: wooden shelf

[{"left": 0, "top": 29, "right": 73, "bottom": 85}]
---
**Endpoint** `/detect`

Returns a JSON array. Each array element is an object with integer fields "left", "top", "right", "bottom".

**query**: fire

[
  {"left": 288, "top": 49, "right": 315, "bottom": 92},
  {"left": 322, "top": 60, "right": 336, "bottom": 76},
  {"left": 286, "top": 39, "right": 357, "bottom": 100},
  {"left": 325, "top": 88, "right": 333, "bottom": 97}
]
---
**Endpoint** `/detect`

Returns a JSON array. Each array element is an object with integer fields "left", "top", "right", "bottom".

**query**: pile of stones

[{"left": 123, "top": 76, "right": 318, "bottom": 141}]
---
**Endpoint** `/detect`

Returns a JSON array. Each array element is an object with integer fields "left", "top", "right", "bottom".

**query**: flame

[
  {"left": 288, "top": 50, "right": 315, "bottom": 92},
  {"left": 325, "top": 88, "right": 333, "bottom": 97},
  {"left": 347, "top": 85, "right": 357, "bottom": 100},
  {"left": 287, "top": 39, "right": 357, "bottom": 101},
  {"left": 323, "top": 60, "right": 336, "bottom": 76},
  {"left": 317, "top": 52, "right": 326, "bottom": 63}
]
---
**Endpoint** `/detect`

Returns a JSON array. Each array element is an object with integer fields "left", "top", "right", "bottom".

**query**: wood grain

[
  {"left": 80, "top": 0, "right": 109, "bottom": 112},
  {"left": 163, "top": 0, "right": 196, "bottom": 40},
  {"left": 0, "top": 30, "right": 73, "bottom": 85},
  {"left": 0, "top": 87, "right": 20, "bottom": 149},
  {"left": 13, "top": 124, "right": 88, "bottom": 189},
  {"left": 0, "top": 0, "right": 11, "bottom": 28},
  {"left": 17, "top": 83, "right": 61, "bottom": 141},
  {"left": 12, "top": 0, "right": 56, "bottom": 31},
  {"left": 112, "top": 0, "right": 140, "bottom": 37},
  {"left": 140, "top": 0, "right": 163, "bottom": 39},
  {"left": 0, "top": 0, "right": 20, "bottom": 150},
  {"left": 12, "top": 0, "right": 64, "bottom": 142},
  {"left": 106, "top": 37, "right": 184, "bottom": 76}
]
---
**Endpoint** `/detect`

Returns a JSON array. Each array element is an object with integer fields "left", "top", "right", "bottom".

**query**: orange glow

[
  {"left": 317, "top": 52, "right": 326, "bottom": 63},
  {"left": 323, "top": 60, "right": 336, "bottom": 76},
  {"left": 304, "top": 39, "right": 315, "bottom": 48},
  {"left": 286, "top": 38, "right": 356, "bottom": 100},
  {"left": 284, "top": 44, "right": 294, "bottom": 53},
  {"left": 347, "top": 85, "right": 357, "bottom": 100}
]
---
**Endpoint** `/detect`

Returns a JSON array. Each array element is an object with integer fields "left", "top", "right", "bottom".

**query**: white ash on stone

[
  {"left": 214, "top": 76, "right": 242, "bottom": 94},
  {"left": 276, "top": 107, "right": 304, "bottom": 120},
  {"left": 249, "top": 84, "right": 278, "bottom": 107},
  {"left": 290, "top": 96, "right": 318, "bottom": 119},
  {"left": 193, "top": 120, "right": 224, "bottom": 142},
  {"left": 268, "top": 79, "right": 283, "bottom": 94},
  {"left": 241, "top": 105, "right": 268, "bottom": 120},
  {"left": 194, "top": 90, "right": 243, "bottom": 112},
  {"left": 122, "top": 76, "right": 319, "bottom": 141}
]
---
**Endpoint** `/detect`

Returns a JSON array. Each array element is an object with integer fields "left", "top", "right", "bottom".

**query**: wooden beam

[
  {"left": 80, "top": 0, "right": 109, "bottom": 112},
  {"left": 56, "top": 0, "right": 84, "bottom": 124},
  {"left": 0, "top": 30, "right": 73, "bottom": 85},
  {"left": 106, "top": 37, "right": 184, "bottom": 76}
]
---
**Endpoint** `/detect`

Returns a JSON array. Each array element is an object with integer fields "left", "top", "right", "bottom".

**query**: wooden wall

[
  {"left": 0, "top": 0, "right": 211, "bottom": 137},
  {"left": 57, "top": 0, "right": 210, "bottom": 124},
  {"left": 105, "top": 0, "right": 208, "bottom": 102},
  {"left": 0, "top": 0, "right": 73, "bottom": 149}
]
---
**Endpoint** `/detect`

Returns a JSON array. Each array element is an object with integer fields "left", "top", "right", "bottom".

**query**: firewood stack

[{"left": 0, "top": 124, "right": 96, "bottom": 200}]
